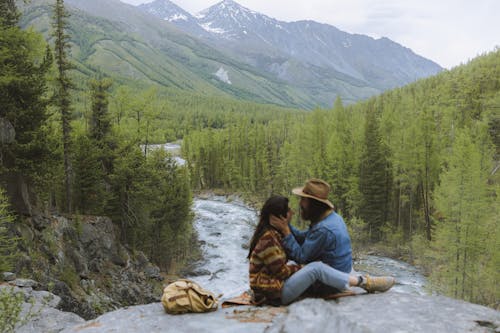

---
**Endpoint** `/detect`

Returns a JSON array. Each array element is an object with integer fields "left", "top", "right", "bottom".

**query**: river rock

[
  {"left": 3, "top": 271, "right": 16, "bottom": 281},
  {"left": 144, "top": 264, "right": 162, "bottom": 280},
  {"left": 188, "top": 269, "right": 212, "bottom": 277},
  {"left": 59, "top": 292, "right": 500, "bottom": 333},
  {"left": 31, "top": 214, "right": 51, "bottom": 230},
  {"left": 11, "top": 278, "right": 39, "bottom": 288}
]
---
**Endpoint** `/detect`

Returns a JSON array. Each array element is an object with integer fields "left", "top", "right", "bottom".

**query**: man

[{"left": 270, "top": 178, "right": 395, "bottom": 304}]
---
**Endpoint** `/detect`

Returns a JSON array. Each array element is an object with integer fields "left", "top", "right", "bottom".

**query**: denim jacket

[{"left": 282, "top": 211, "right": 353, "bottom": 273}]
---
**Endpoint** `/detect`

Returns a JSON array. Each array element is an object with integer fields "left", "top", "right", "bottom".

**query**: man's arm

[
  {"left": 282, "top": 227, "right": 330, "bottom": 264},
  {"left": 289, "top": 224, "right": 307, "bottom": 244}
]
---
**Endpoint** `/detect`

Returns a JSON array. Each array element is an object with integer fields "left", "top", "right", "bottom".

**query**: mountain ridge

[
  {"left": 21, "top": 0, "right": 442, "bottom": 108},
  {"left": 139, "top": 0, "right": 442, "bottom": 104}
]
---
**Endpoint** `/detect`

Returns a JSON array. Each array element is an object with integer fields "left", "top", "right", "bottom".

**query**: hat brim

[{"left": 292, "top": 187, "right": 334, "bottom": 208}]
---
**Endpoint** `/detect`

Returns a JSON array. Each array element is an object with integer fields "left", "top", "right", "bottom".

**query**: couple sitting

[{"left": 248, "top": 178, "right": 395, "bottom": 305}]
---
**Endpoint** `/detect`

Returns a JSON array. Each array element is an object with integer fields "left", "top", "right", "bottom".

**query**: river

[{"left": 186, "top": 196, "right": 427, "bottom": 299}]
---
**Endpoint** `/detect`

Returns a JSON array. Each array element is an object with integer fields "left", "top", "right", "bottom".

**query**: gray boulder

[
  {"left": 268, "top": 293, "right": 500, "bottom": 333},
  {"left": 3, "top": 272, "right": 16, "bottom": 281},
  {"left": 60, "top": 302, "right": 277, "bottom": 333},
  {"left": 59, "top": 292, "right": 500, "bottom": 333},
  {"left": 16, "top": 305, "right": 85, "bottom": 333},
  {"left": 0, "top": 284, "right": 84, "bottom": 333}
]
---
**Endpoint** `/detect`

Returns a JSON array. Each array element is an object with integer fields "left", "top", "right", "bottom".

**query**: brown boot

[{"left": 361, "top": 275, "right": 395, "bottom": 293}]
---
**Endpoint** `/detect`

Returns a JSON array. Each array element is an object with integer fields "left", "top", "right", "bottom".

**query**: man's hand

[{"left": 270, "top": 214, "right": 291, "bottom": 236}]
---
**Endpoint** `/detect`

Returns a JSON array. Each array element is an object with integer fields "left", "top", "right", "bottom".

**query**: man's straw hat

[{"left": 292, "top": 178, "right": 334, "bottom": 208}]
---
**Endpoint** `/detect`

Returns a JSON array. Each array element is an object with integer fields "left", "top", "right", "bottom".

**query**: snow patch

[
  {"left": 342, "top": 40, "right": 352, "bottom": 48},
  {"left": 315, "top": 35, "right": 328, "bottom": 47},
  {"left": 201, "top": 22, "right": 227, "bottom": 34},
  {"left": 167, "top": 14, "right": 188, "bottom": 22},
  {"left": 214, "top": 67, "right": 231, "bottom": 84}
]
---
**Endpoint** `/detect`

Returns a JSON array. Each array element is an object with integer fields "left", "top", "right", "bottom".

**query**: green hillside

[{"left": 19, "top": 0, "right": 317, "bottom": 109}]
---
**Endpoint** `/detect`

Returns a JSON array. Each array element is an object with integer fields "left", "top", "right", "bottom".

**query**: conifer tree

[
  {"left": 0, "top": 0, "right": 19, "bottom": 27},
  {"left": 433, "top": 128, "right": 493, "bottom": 302},
  {"left": 108, "top": 145, "right": 150, "bottom": 244},
  {"left": 89, "top": 78, "right": 113, "bottom": 144},
  {"left": 73, "top": 135, "right": 107, "bottom": 214},
  {"left": 145, "top": 150, "right": 192, "bottom": 269},
  {"left": 89, "top": 77, "right": 114, "bottom": 176},
  {"left": 326, "top": 96, "right": 363, "bottom": 218},
  {"left": 0, "top": 0, "right": 52, "bottom": 200},
  {"left": 52, "top": 0, "right": 74, "bottom": 212},
  {"left": 359, "top": 103, "right": 392, "bottom": 241},
  {"left": 0, "top": 187, "right": 17, "bottom": 272},
  {"left": 72, "top": 77, "right": 115, "bottom": 214}
]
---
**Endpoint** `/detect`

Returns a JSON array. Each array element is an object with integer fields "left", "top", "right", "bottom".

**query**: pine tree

[
  {"left": 72, "top": 77, "right": 115, "bottom": 214},
  {"left": 0, "top": 187, "right": 17, "bottom": 272},
  {"left": 326, "top": 96, "right": 363, "bottom": 218},
  {"left": 108, "top": 145, "right": 150, "bottom": 244},
  {"left": 89, "top": 77, "right": 114, "bottom": 175},
  {"left": 145, "top": 149, "right": 192, "bottom": 269},
  {"left": 359, "top": 102, "right": 392, "bottom": 241},
  {"left": 433, "top": 128, "right": 493, "bottom": 301},
  {"left": 0, "top": 0, "right": 19, "bottom": 27},
  {"left": 89, "top": 78, "right": 113, "bottom": 144},
  {"left": 72, "top": 135, "right": 107, "bottom": 214},
  {"left": 52, "top": 0, "right": 74, "bottom": 212},
  {"left": 0, "top": 0, "right": 53, "bottom": 210}
]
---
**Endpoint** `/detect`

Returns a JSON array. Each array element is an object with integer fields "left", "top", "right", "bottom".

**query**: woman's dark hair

[{"left": 247, "top": 196, "right": 289, "bottom": 259}]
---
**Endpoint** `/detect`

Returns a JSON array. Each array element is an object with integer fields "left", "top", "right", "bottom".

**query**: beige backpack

[{"left": 161, "top": 279, "right": 218, "bottom": 314}]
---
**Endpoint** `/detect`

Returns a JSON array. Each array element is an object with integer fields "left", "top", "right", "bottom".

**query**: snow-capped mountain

[
  {"left": 195, "top": 0, "right": 279, "bottom": 40},
  {"left": 137, "top": 0, "right": 441, "bottom": 104},
  {"left": 138, "top": 0, "right": 209, "bottom": 38}
]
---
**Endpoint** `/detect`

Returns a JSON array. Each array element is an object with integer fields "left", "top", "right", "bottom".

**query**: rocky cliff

[{"left": 11, "top": 214, "right": 163, "bottom": 320}]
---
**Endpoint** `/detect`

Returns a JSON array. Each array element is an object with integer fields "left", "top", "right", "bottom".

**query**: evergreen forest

[{"left": 0, "top": 0, "right": 498, "bottom": 312}]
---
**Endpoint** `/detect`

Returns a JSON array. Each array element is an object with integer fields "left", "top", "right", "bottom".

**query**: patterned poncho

[{"left": 249, "top": 228, "right": 301, "bottom": 303}]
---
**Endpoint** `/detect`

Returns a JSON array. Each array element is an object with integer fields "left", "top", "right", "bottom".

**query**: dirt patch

[
  {"left": 225, "top": 306, "right": 287, "bottom": 323},
  {"left": 74, "top": 321, "right": 102, "bottom": 331}
]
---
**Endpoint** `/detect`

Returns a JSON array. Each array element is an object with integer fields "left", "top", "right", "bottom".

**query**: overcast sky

[{"left": 119, "top": 0, "right": 499, "bottom": 69}]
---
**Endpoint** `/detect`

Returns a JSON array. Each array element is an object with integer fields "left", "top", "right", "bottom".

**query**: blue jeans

[{"left": 281, "top": 261, "right": 350, "bottom": 305}]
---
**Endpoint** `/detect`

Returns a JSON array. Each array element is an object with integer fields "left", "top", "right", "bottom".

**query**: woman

[{"left": 248, "top": 195, "right": 300, "bottom": 305}]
